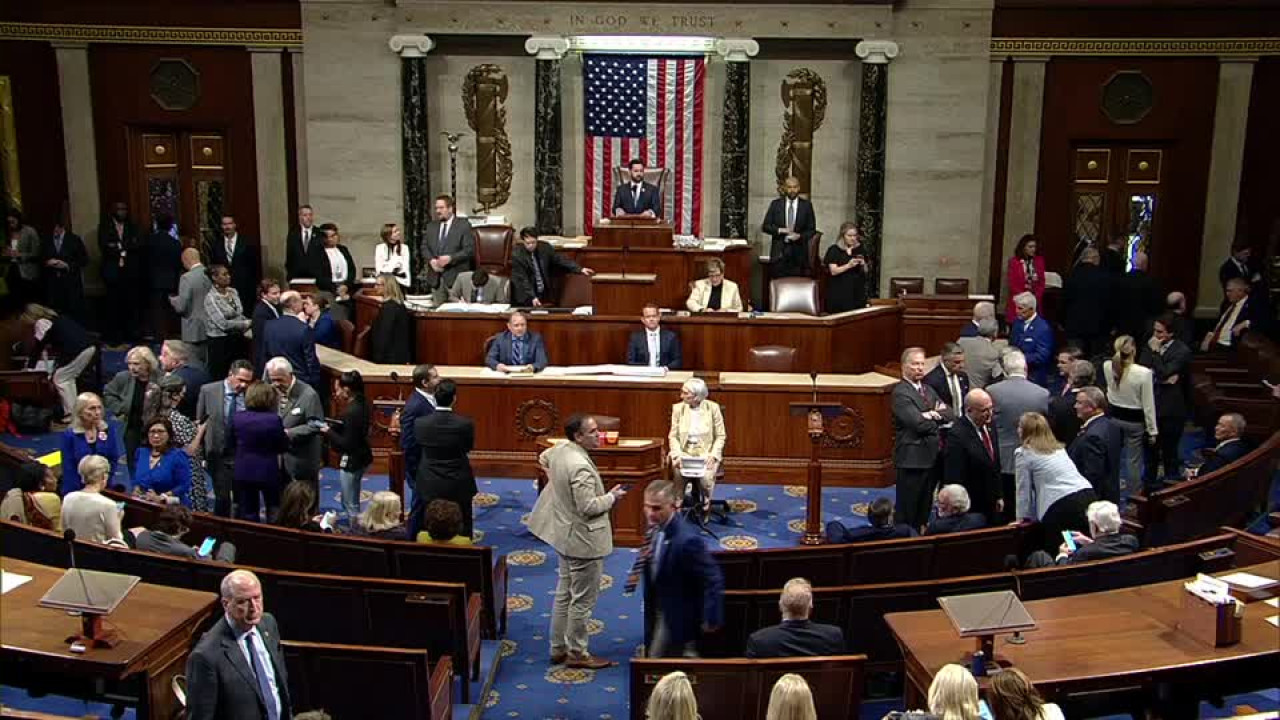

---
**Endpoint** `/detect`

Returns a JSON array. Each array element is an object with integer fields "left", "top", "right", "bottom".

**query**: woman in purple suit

[{"left": 227, "top": 382, "right": 288, "bottom": 522}]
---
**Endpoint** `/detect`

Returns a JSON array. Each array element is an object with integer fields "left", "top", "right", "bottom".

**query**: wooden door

[
  {"left": 128, "top": 127, "right": 228, "bottom": 255},
  {"left": 1069, "top": 144, "right": 1165, "bottom": 271}
]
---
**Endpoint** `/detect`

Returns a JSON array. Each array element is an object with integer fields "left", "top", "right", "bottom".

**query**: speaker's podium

[
  {"left": 536, "top": 436, "right": 665, "bottom": 547},
  {"left": 592, "top": 216, "right": 674, "bottom": 249}
]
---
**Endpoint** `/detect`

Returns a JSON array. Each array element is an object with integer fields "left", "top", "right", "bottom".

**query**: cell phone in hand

[
  {"left": 197, "top": 537, "right": 216, "bottom": 558},
  {"left": 1062, "top": 530, "right": 1077, "bottom": 552}
]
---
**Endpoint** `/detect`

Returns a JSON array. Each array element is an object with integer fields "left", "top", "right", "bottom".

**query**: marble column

[
  {"left": 1002, "top": 56, "right": 1048, "bottom": 296},
  {"left": 1196, "top": 57, "right": 1256, "bottom": 317},
  {"left": 249, "top": 47, "right": 290, "bottom": 278},
  {"left": 526, "top": 36, "right": 569, "bottom": 236},
  {"left": 390, "top": 34, "right": 435, "bottom": 292},
  {"left": 854, "top": 40, "right": 899, "bottom": 299},
  {"left": 52, "top": 42, "right": 103, "bottom": 288},
  {"left": 288, "top": 47, "right": 309, "bottom": 205},
  {"left": 715, "top": 38, "right": 759, "bottom": 239}
]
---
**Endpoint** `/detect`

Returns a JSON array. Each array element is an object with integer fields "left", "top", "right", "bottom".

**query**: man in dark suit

[
  {"left": 421, "top": 195, "right": 474, "bottom": 301},
  {"left": 1219, "top": 242, "right": 1267, "bottom": 299},
  {"left": 195, "top": 361, "right": 255, "bottom": 517},
  {"left": 892, "top": 347, "right": 952, "bottom": 529},
  {"left": 1048, "top": 359, "right": 1094, "bottom": 444},
  {"left": 146, "top": 214, "right": 184, "bottom": 341},
  {"left": 284, "top": 204, "right": 325, "bottom": 281},
  {"left": 1010, "top": 292, "right": 1055, "bottom": 387},
  {"left": 1114, "top": 251, "right": 1164, "bottom": 342},
  {"left": 250, "top": 279, "right": 281, "bottom": 368},
  {"left": 1165, "top": 291, "right": 1196, "bottom": 347},
  {"left": 1202, "top": 278, "right": 1267, "bottom": 352},
  {"left": 761, "top": 176, "right": 817, "bottom": 279},
  {"left": 637, "top": 480, "right": 723, "bottom": 657},
  {"left": 186, "top": 570, "right": 291, "bottom": 720},
  {"left": 160, "top": 339, "right": 210, "bottom": 418},
  {"left": 413, "top": 379, "right": 478, "bottom": 539},
  {"left": 826, "top": 496, "right": 917, "bottom": 542},
  {"left": 260, "top": 291, "right": 321, "bottom": 389},
  {"left": 926, "top": 484, "right": 988, "bottom": 535},
  {"left": 1141, "top": 313, "right": 1193, "bottom": 487},
  {"left": 744, "top": 577, "right": 843, "bottom": 658},
  {"left": 626, "top": 303, "right": 682, "bottom": 369},
  {"left": 1061, "top": 248, "right": 1113, "bottom": 358},
  {"left": 612, "top": 158, "right": 662, "bottom": 217},
  {"left": 1049, "top": 346, "right": 1084, "bottom": 398},
  {"left": 510, "top": 227, "right": 594, "bottom": 307},
  {"left": 923, "top": 342, "right": 969, "bottom": 412},
  {"left": 486, "top": 311, "right": 549, "bottom": 373},
  {"left": 98, "top": 201, "right": 143, "bottom": 343},
  {"left": 209, "top": 214, "right": 261, "bottom": 315},
  {"left": 958, "top": 301, "right": 995, "bottom": 339},
  {"left": 402, "top": 364, "right": 440, "bottom": 540},
  {"left": 1027, "top": 500, "right": 1138, "bottom": 567},
  {"left": 943, "top": 388, "right": 1003, "bottom": 524},
  {"left": 1196, "top": 413, "right": 1250, "bottom": 476},
  {"left": 1067, "top": 387, "right": 1123, "bottom": 504},
  {"left": 39, "top": 218, "right": 88, "bottom": 320},
  {"left": 266, "top": 357, "right": 325, "bottom": 503}
]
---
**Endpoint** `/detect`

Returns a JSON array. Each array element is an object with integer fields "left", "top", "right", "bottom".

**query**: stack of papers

[
  {"left": 1217, "top": 572, "right": 1277, "bottom": 589},
  {"left": 434, "top": 302, "right": 511, "bottom": 313},
  {"left": 542, "top": 365, "right": 667, "bottom": 378},
  {"left": 1, "top": 570, "right": 32, "bottom": 595},
  {"left": 1185, "top": 573, "right": 1234, "bottom": 605}
]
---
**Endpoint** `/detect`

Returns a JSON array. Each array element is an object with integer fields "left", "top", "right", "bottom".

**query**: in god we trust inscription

[{"left": 568, "top": 12, "right": 716, "bottom": 32}]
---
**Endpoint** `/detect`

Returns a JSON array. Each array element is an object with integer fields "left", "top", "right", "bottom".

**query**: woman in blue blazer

[
  {"left": 132, "top": 416, "right": 191, "bottom": 507},
  {"left": 228, "top": 382, "right": 289, "bottom": 522},
  {"left": 58, "top": 392, "right": 123, "bottom": 495}
]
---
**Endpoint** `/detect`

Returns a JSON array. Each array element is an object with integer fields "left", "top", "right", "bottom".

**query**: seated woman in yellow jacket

[
  {"left": 685, "top": 258, "right": 744, "bottom": 313},
  {"left": 668, "top": 377, "right": 727, "bottom": 512}
]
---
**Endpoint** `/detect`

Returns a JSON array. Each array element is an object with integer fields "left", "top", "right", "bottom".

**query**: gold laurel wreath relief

[
  {"left": 462, "top": 64, "right": 513, "bottom": 213},
  {"left": 775, "top": 68, "right": 828, "bottom": 195}
]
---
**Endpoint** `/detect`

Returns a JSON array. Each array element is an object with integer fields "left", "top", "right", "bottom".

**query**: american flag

[{"left": 584, "top": 54, "right": 705, "bottom": 236}]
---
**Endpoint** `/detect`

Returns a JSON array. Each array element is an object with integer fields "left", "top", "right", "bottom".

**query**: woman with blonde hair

[
  {"left": 369, "top": 273, "right": 413, "bottom": 363},
  {"left": 1014, "top": 410, "right": 1097, "bottom": 554},
  {"left": 103, "top": 344, "right": 161, "bottom": 480},
  {"left": 928, "top": 663, "right": 982, "bottom": 720},
  {"left": 57, "top": 392, "right": 123, "bottom": 496},
  {"left": 375, "top": 223, "right": 412, "bottom": 287},
  {"left": 644, "top": 671, "right": 698, "bottom": 720},
  {"left": 1102, "top": 334, "right": 1157, "bottom": 501},
  {"left": 988, "top": 667, "right": 1063, "bottom": 720},
  {"left": 824, "top": 221, "right": 870, "bottom": 312},
  {"left": 766, "top": 673, "right": 817, "bottom": 720},
  {"left": 356, "top": 491, "right": 407, "bottom": 540}
]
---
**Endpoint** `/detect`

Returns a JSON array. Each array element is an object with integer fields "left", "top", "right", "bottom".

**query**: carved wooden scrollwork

[
  {"left": 462, "top": 64, "right": 512, "bottom": 213},
  {"left": 516, "top": 399, "right": 558, "bottom": 439},
  {"left": 820, "top": 407, "right": 865, "bottom": 449},
  {"left": 775, "top": 68, "right": 828, "bottom": 195}
]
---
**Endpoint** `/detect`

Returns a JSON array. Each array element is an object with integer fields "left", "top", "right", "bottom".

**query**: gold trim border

[
  {"left": 0, "top": 22, "right": 301, "bottom": 48},
  {"left": 993, "top": 37, "right": 1279, "bottom": 57}
]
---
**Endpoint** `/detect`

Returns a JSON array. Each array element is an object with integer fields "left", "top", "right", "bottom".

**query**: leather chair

[
  {"left": 352, "top": 327, "right": 372, "bottom": 360},
  {"left": 889, "top": 276, "right": 925, "bottom": 296},
  {"left": 612, "top": 167, "right": 672, "bottom": 214},
  {"left": 747, "top": 345, "right": 798, "bottom": 373},
  {"left": 473, "top": 225, "right": 514, "bottom": 274},
  {"left": 769, "top": 278, "right": 821, "bottom": 316},
  {"left": 586, "top": 414, "right": 622, "bottom": 432},
  {"left": 935, "top": 278, "right": 970, "bottom": 295},
  {"left": 557, "top": 272, "right": 594, "bottom": 308},
  {"left": 338, "top": 319, "right": 356, "bottom": 355},
  {"left": 759, "top": 231, "right": 824, "bottom": 309}
]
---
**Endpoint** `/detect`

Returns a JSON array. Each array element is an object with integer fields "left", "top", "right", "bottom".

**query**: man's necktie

[
  {"left": 532, "top": 257, "right": 545, "bottom": 295},
  {"left": 302, "top": 228, "right": 309, "bottom": 252},
  {"left": 624, "top": 525, "right": 658, "bottom": 595},
  {"left": 786, "top": 200, "right": 796, "bottom": 231},
  {"left": 513, "top": 338, "right": 524, "bottom": 365},
  {"left": 981, "top": 426, "right": 995, "bottom": 462},
  {"left": 278, "top": 392, "right": 289, "bottom": 417},
  {"left": 438, "top": 222, "right": 448, "bottom": 254},
  {"left": 225, "top": 393, "right": 238, "bottom": 433},
  {"left": 226, "top": 241, "right": 234, "bottom": 260},
  {"left": 633, "top": 184, "right": 641, "bottom": 205},
  {"left": 474, "top": 287, "right": 483, "bottom": 303},
  {"left": 1209, "top": 303, "right": 1236, "bottom": 346},
  {"left": 54, "top": 236, "right": 62, "bottom": 254},
  {"left": 244, "top": 633, "right": 280, "bottom": 720},
  {"left": 948, "top": 374, "right": 962, "bottom": 408}
]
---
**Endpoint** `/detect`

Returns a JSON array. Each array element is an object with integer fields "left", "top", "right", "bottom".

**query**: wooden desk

[
  {"left": 871, "top": 293, "right": 992, "bottom": 352},
  {"left": 885, "top": 561, "right": 1280, "bottom": 715},
  {"left": 319, "top": 347, "right": 898, "bottom": 486},
  {"left": 591, "top": 272, "right": 659, "bottom": 315},
  {"left": 592, "top": 219, "right": 673, "bottom": 249},
  {"left": 0, "top": 558, "right": 218, "bottom": 720},
  {"left": 537, "top": 437, "right": 665, "bottom": 546},
  {"left": 562, "top": 244, "right": 753, "bottom": 310},
  {"left": 356, "top": 293, "right": 903, "bottom": 373}
]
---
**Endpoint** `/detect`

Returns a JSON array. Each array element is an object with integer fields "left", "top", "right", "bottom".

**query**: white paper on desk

[
  {"left": 1185, "top": 573, "right": 1232, "bottom": 605},
  {"left": 1218, "top": 572, "right": 1277, "bottom": 589},
  {"left": 571, "top": 306, "right": 593, "bottom": 316},
  {"left": 434, "top": 302, "right": 510, "bottom": 313},
  {"left": 2, "top": 570, "right": 33, "bottom": 594},
  {"left": 1265, "top": 597, "right": 1279, "bottom": 608},
  {"left": 1267, "top": 615, "right": 1279, "bottom": 627}
]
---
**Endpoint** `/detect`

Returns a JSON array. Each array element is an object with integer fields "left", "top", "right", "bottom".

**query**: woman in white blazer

[
  {"left": 1102, "top": 335, "right": 1157, "bottom": 500},
  {"left": 374, "top": 223, "right": 412, "bottom": 288},
  {"left": 668, "top": 377, "right": 727, "bottom": 511},
  {"left": 685, "top": 258, "right": 744, "bottom": 312}
]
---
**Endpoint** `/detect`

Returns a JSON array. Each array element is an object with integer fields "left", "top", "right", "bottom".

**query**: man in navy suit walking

[
  {"left": 260, "top": 291, "right": 321, "bottom": 389},
  {"left": 612, "top": 158, "right": 662, "bottom": 217},
  {"left": 625, "top": 303, "right": 682, "bottom": 369},
  {"left": 402, "top": 363, "right": 440, "bottom": 539},
  {"left": 634, "top": 480, "right": 723, "bottom": 657},
  {"left": 1010, "top": 291, "right": 1055, "bottom": 387}
]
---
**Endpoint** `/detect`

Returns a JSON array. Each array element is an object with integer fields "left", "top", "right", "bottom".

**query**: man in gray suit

[
  {"left": 987, "top": 349, "right": 1050, "bottom": 521},
  {"left": 421, "top": 194, "right": 475, "bottom": 302},
  {"left": 265, "top": 356, "right": 324, "bottom": 507},
  {"left": 891, "top": 347, "right": 954, "bottom": 530},
  {"left": 448, "top": 268, "right": 510, "bottom": 304},
  {"left": 196, "top": 360, "right": 255, "bottom": 517},
  {"left": 957, "top": 316, "right": 1004, "bottom": 389},
  {"left": 528, "top": 414, "right": 626, "bottom": 670},
  {"left": 170, "top": 248, "right": 212, "bottom": 363},
  {"left": 186, "top": 570, "right": 291, "bottom": 720}
]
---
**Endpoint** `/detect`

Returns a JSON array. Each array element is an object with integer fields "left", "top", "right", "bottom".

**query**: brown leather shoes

[
  {"left": 549, "top": 652, "right": 567, "bottom": 665},
  {"left": 565, "top": 655, "right": 616, "bottom": 670}
]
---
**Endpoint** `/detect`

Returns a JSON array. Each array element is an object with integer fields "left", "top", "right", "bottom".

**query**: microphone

[
  {"left": 809, "top": 371, "right": 819, "bottom": 404},
  {"left": 1003, "top": 554, "right": 1027, "bottom": 646},
  {"left": 64, "top": 528, "right": 95, "bottom": 608}
]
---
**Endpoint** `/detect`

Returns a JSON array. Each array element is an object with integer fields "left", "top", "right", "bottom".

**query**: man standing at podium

[
  {"left": 613, "top": 158, "right": 662, "bottom": 217},
  {"left": 529, "top": 414, "right": 626, "bottom": 669},
  {"left": 762, "top": 176, "right": 817, "bottom": 279}
]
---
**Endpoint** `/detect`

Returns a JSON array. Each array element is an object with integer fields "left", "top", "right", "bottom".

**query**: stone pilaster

[
  {"left": 1002, "top": 56, "right": 1048, "bottom": 298},
  {"left": 52, "top": 42, "right": 103, "bottom": 288},
  {"left": 288, "top": 47, "right": 309, "bottom": 205},
  {"left": 715, "top": 38, "right": 758, "bottom": 239},
  {"left": 249, "top": 47, "right": 290, "bottom": 278},
  {"left": 390, "top": 34, "right": 435, "bottom": 292},
  {"left": 854, "top": 40, "right": 898, "bottom": 299},
  {"left": 526, "top": 35, "right": 569, "bottom": 235}
]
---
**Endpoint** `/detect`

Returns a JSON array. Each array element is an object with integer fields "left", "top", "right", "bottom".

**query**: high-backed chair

[
  {"left": 759, "top": 231, "right": 824, "bottom": 309},
  {"left": 935, "top": 278, "right": 970, "bottom": 295},
  {"left": 338, "top": 319, "right": 356, "bottom": 355},
  {"left": 586, "top": 414, "right": 621, "bottom": 432},
  {"left": 747, "top": 346, "right": 798, "bottom": 373},
  {"left": 352, "top": 327, "right": 372, "bottom": 360},
  {"left": 557, "top": 272, "right": 593, "bottom": 308},
  {"left": 473, "top": 224, "right": 514, "bottom": 274},
  {"left": 889, "top": 276, "right": 925, "bottom": 296},
  {"left": 769, "top": 278, "right": 820, "bottom": 316},
  {"left": 612, "top": 167, "right": 672, "bottom": 215}
]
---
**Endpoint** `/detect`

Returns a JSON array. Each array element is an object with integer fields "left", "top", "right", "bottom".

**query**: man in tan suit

[{"left": 528, "top": 414, "right": 626, "bottom": 669}]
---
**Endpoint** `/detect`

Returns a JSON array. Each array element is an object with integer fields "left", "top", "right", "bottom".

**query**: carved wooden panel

[
  {"left": 775, "top": 68, "right": 827, "bottom": 195},
  {"left": 1101, "top": 70, "right": 1154, "bottom": 125},
  {"left": 190, "top": 134, "right": 225, "bottom": 170},
  {"left": 143, "top": 133, "right": 178, "bottom": 168},
  {"left": 1073, "top": 148, "right": 1110, "bottom": 184},
  {"left": 149, "top": 58, "right": 200, "bottom": 112},
  {"left": 1125, "top": 149, "right": 1162, "bottom": 184},
  {"left": 463, "top": 64, "right": 512, "bottom": 214}
]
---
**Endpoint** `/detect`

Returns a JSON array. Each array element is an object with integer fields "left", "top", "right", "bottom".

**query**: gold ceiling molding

[
  {"left": 0, "top": 22, "right": 301, "bottom": 48},
  {"left": 992, "top": 37, "right": 1280, "bottom": 58}
]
